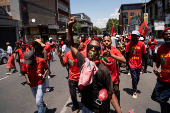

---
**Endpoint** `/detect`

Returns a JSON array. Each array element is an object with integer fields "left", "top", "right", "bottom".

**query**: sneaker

[
  {"left": 13, "top": 70, "right": 18, "bottom": 73},
  {"left": 128, "top": 72, "right": 130, "bottom": 76},
  {"left": 73, "top": 109, "right": 80, "bottom": 113},
  {"left": 132, "top": 92, "right": 137, "bottom": 99},
  {"left": 46, "top": 88, "right": 50, "bottom": 92},
  {"left": 43, "top": 103, "right": 47, "bottom": 113},
  {"left": 6, "top": 71, "right": 11, "bottom": 75},
  {"left": 78, "top": 93, "right": 81, "bottom": 97},
  {"left": 19, "top": 73, "right": 22, "bottom": 77},
  {"left": 144, "top": 70, "right": 147, "bottom": 73},
  {"left": 48, "top": 75, "right": 51, "bottom": 79}
]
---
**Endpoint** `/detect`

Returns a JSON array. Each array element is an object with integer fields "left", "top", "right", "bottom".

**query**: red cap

[
  {"left": 161, "top": 27, "right": 170, "bottom": 38},
  {"left": 94, "top": 37, "right": 98, "bottom": 39}
]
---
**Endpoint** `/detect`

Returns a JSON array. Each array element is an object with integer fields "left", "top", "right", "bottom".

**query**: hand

[
  {"left": 153, "top": 70, "right": 162, "bottom": 77},
  {"left": 141, "top": 66, "right": 144, "bottom": 72},
  {"left": 126, "top": 65, "right": 129, "bottom": 70},
  {"left": 101, "top": 49, "right": 111, "bottom": 57},
  {"left": 57, "top": 50, "right": 62, "bottom": 58},
  {"left": 68, "top": 16, "right": 77, "bottom": 26},
  {"left": 27, "top": 81, "right": 31, "bottom": 85},
  {"left": 41, "top": 76, "right": 45, "bottom": 82}
]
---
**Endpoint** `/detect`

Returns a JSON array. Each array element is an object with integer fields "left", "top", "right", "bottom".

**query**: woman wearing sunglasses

[{"left": 67, "top": 16, "right": 122, "bottom": 113}]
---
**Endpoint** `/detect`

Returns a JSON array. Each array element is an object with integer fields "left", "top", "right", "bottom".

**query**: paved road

[{"left": 0, "top": 54, "right": 169, "bottom": 113}]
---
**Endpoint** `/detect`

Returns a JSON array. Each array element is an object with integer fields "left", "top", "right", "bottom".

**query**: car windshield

[{"left": 157, "top": 41, "right": 164, "bottom": 46}]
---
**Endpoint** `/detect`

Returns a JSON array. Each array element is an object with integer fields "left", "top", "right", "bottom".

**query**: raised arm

[{"left": 68, "top": 16, "right": 78, "bottom": 57}]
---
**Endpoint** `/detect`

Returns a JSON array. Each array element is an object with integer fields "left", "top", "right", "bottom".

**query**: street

[{"left": 0, "top": 54, "right": 169, "bottom": 113}]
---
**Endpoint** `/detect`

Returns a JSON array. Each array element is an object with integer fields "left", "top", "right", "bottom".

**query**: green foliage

[
  {"left": 130, "top": 14, "right": 141, "bottom": 21},
  {"left": 73, "top": 19, "right": 81, "bottom": 34},
  {"left": 93, "top": 26, "right": 102, "bottom": 34},
  {"left": 106, "top": 18, "right": 119, "bottom": 33}
]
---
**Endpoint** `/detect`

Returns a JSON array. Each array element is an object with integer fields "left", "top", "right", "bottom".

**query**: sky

[{"left": 70, "top": 0, "right": 150, "bottom": 28}]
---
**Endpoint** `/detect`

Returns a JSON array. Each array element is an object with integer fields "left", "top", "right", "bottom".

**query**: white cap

[
  {"left": 49, "top": 37, "right": 52, "bottom": 40},
  {"left": 116, "top": 35, "right": 120, "bottom": 37},
  {"left": 132, "top": 30, "right": 140, "bottom": 36},
  {"left": 139, "top": 37, "right": 144, "bottom": 41}
]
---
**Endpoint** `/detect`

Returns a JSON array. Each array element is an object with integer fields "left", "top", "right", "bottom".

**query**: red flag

[
  {"left": 138, "top": 20, "right": 148, "bottom": 37},
  {"left": 111, "top": 23, "right": 115, "bottom": 37}
]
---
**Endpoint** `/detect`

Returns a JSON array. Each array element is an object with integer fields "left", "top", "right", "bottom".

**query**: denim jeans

[
  {"left": 130, "top": 68, "right": 141, "bottom": 92},
  {"left": 47, "top": 61, "right": 50, "bottom": 76},
  {"left": 81, "top": 106, "right": 94, "bottom": 113},
  {"left": 31, "top": 81, "right": 46, "bottom": 113},
  {"left": 149, "top": 49, "right": 155, "bottom": 67},
  {"left": 51, "top": 50, "right": 53, "bottom": 61},
  {"left": 151, "top": 79, "right": 170, "bottom": 113}
]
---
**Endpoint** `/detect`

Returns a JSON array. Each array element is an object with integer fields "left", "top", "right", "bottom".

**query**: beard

[{"left": 164, "top": 38, "right": 170, "bottom": 43}]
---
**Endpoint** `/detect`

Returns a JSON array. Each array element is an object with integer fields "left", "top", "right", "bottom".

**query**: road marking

[
  {"left": 0, "top": 76, "right": 9, "bottom": 81},
  {"left": 60, "top": 96, "right": 72, "bottom": 113}
]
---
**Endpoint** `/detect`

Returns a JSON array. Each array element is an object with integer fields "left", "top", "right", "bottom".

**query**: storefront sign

[
  {"left": 48, "top": 25, "right": 59, "bottom": 29},
  {"left": 30, "top": 28, "right": 40, "bottom": 35},
  {"left": 154, "top": 21, "right": 165, "bottom": 30},
  {"left": 144, "top": 13, "right": 148, "bottom": 24}
]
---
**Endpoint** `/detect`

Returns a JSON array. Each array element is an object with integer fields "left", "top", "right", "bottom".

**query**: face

[
  {"left": 81, "top": 35, "right": 85, "bottom": 42},
  {"left": 151, "top": 36, "right": 154, "bottom": 40},
  {"left": 50, "top": 39, "right": 52, "bottom": 42},
  {"left": 103, "top": 36, "right": 112, "bottom": 48},
  {"left": 87, "top": 40, "right": 100, "bottom": 61},
  {"left": 164, "top": 30, "right": 170, "bottom": 43},
  {"left": 131, "top": 34, "right": 138, "bottom": 42},
  {"left": 21, "top": 43, "right": 25, "bottom": 50},
  {"left": 16, "top": 44, "right": 19, "bottom": 47}
]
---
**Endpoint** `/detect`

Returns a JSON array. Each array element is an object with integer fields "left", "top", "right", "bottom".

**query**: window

[
  {"left": 0, "top": 50, "right": 2, "bottom": 53},
  {"left": 123, "top": 12, "right": 128, "bottom": 18},
  {"left": 122, "top": 4, "right": 141, "bottom": 10},
  {"left": 3, "top": 6, "right": 6, "bottom": 11},
  {"left": 130, "top": 12, "right": 135, "bottom": 16},
  {"left": 7, "top": 5, "right": 10, "bottom": 12},
  {"left": 58, "top": 2, "right": 69, "bottom": 12},
  {"left": 59, "top": 15, "right": 69, "bottom": 22}
]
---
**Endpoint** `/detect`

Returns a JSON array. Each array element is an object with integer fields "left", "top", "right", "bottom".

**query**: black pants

[
  {"left": 113, "top": 84, "right": 120, "bottom": 105},
  {"left": 68, "top": 80, "right": 79, "bottom": 110},
  {"left": 144, "top": 57, "right": 148, "bottom": 71}
]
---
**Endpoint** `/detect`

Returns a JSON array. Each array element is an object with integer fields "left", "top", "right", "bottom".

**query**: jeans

[
  {"left": 151, "top": 79, "right": 170, "bottom": 113},
  {"left": 20, "top": 65, "right": 23, "bottom": 74},
  {"left": 51, "top": 50, "right": 53, "bottom": 61},
  {"left": 68, "top": 80, "right": 80, "bottom": 110},
  {"left": 47, "top": 61, "right": 50, "bottom": 76},
  {"left": 31, "top": 81, "right": 46, "bottom": 113},
  {"left": 81, "top": 106, "right": 94, "bottom": 113},
  {"left": 130, "top": 68, "right": 141, "bottom": 92},
  {"left": 149, "top": 49, "right": 155, "bottom": 67}
]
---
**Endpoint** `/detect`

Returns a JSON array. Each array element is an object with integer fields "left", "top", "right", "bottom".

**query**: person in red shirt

[
  {"left": 100, "top": 34, "right": 126, "bottom": 105},
  {"left": 148, "top": 35, "right": 157, "bottom": 67},
  {"left": 58, "top": 37, "right": 64, "bottom": 49},
  {"left": 15, "top": 42, "right": 30, "bottom": 76},
  {"left": 152, "top": 27, "right": 170, "bottom": 113},
  {"left": 22, "top": 51, "right": 49, "bottom": 113},
  {"left": 58, "top": 37, "right": 81, "bottom": 112},
  {"left": 125, "top": 30, "right": 146, "bottom": 99},
  {"left": 47, "top": 37, "right": 55, "bottom": 62}
]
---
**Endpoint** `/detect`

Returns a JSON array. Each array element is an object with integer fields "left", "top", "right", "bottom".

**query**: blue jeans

[
  {"left": 51, "top": 50, "right": 53, "bottom": 61},
  {"left": 31, "top": 81, "right": 46, "bottom": 113},
  {"left": 151, "top": 79, "right": 170, "bottom": 113},
  {"left": 149, "top": 49, "right": 155, "bottom": 67},
  {"left": 81, "top": 106, "right": 94, "bottom": 113},
  {"left": 130, "top": 68, "right": 141, "bottom": 92},
  {"left": 47, "top": 61, "right": 50, "bottom": 76}
]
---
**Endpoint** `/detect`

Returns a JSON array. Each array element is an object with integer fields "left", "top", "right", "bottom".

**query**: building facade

[
  {"left": 71, "top": 13, "right": 93, "bottom": 37},
  {"left": 118, "top": 3, "right": 142, "bottom": 35}
]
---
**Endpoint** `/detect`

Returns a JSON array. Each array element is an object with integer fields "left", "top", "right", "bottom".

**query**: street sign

[{"left": 144, "top": 13, "right": 148, "bottom": 24}]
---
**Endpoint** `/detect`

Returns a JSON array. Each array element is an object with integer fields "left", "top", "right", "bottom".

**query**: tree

[
  {"left": 106, "top": 18, "right": 119, "bottom": 33},
  {"left": 93, "top": 26, "right": 102, "bottom": 35},
  {"left": 73, "top": 19, "right": 81, "bottom": 35}
]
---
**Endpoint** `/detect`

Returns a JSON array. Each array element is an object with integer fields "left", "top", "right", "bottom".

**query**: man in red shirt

[
  {"left": 100, "top": 34, "right": 126, "bottom": 105},
  {"left": 47, "top": 37, "right": 55, "bottom": 62},
  {"left": 15, "top": 42, "right": 30, "bottom": 76},
  {"left": 126, "top": 30, "right": 146, "bottom": 99},
  {"left": 148, "top": 35, "right": 157, "bottom": 67},
  {"left": 152, "top": 27, "right": 170, "bottom": 113},
  {"left": 22, "top": 51, "right": 49, "bottom": 113},
  {"left": 58, "top": 37, "right": 81, "bottom": 113}
]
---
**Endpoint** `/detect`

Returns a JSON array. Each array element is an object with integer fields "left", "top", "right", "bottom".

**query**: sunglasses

[{"left": 87, "top": 44, "right": 101, "bottom": 51}]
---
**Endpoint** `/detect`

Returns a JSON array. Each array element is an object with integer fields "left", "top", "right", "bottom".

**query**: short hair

[
  {"left": 103, "top": 34, "right": 111, "bottom": 39},
  {"left": 15, "top": 42, "right": 19, "bottom": 44}
]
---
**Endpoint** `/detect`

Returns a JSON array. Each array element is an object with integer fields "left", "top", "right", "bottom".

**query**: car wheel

[{"left": 1, "top": 57, "right": 7, "bottom": 64}]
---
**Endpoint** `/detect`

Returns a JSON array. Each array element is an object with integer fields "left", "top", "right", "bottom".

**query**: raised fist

[{"left": 68, "top": 16, "right": 77, "bottom": 26}]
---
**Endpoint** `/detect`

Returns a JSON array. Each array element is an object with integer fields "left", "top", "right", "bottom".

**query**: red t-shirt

[
  {"left": 44, "top": 44, "right": 51, "bottom": 61},
  {"left": 157, "top": 44, "right": 170, "bottom": 83},
  {"left": 148, "top": 39, "right": 157, "bottom": 50},
  {"left": 63, "top": 51, "right": 80, "bottom": 81},
  {"left": 100, "top": 46, "right": 123, "bottom": 84},
  {"left": 59, "top": 41, "right": 64, "bottom": 48},
  {"left": 16, "top": 48, "right": 30, "bottom": 65},
  {"left": 22, "top": 57, "right": 48, "bottom": 87},
  {"left": 125, "top": 41, "right": 146, "bottom": 69}
]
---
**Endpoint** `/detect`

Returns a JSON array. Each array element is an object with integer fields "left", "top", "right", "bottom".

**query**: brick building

[{"left": 118, "top": 3, "right": 142, "bottom": 35}]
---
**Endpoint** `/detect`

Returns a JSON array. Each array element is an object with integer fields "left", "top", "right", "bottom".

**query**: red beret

[{"left": 161, "top": 27, "right": 170, "bottom": 38}]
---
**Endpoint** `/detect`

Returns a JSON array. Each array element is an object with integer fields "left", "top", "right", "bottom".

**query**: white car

[{"left": 0, "top": 48, "right": 8, "bottom": 64}]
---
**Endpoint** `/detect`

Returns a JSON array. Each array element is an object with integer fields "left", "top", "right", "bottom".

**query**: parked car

[{"left": 0, "top": 48, "right": 8, "bottom": 64}]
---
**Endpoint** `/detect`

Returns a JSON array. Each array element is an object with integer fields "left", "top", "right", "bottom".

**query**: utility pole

[{"left": 145, "top": 0, "right": 146, "bottom": 13}]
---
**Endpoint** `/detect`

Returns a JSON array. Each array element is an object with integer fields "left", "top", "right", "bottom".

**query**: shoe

[
  {"left": 144, "top": 70, "right": 147, "bottom": 73},
  {"left": 48, "top": 75, "right": 51, "bottom": 79},
  {"left": 43, "top": 103, "right": 47, "bottom": 113},
  {"left": 78, "top": 93, "right": 81, "bottom": 97},
  {"left": 6, "top": 71, "right": 11, "bottom": 75},
  {"left": 46, "top": 88, "right": 50, "bottom": 92},
  {"left": 132, "top": 92, "right": 137, "bottom": 99},
  {"left": 128, "top": 72, "right": 130, "bottom": 76},
  {"left": 13, "top": 70, "right": 18, "bottom": 73},
  {"left": 73, "top": 109, "right": 80, "bottom": 113}
]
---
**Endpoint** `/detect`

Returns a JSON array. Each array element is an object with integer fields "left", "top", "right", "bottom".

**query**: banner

[
  {"left": 30, "top": 28, "right": 40, "bottom": 35},
  {"left": 144, "top": 13, "right": 148, "bottom": 24},
  {"left": 138, "top": 20, "right": 149, "bottom": 36},
  {"left": 154, "top": 21, "right": 165, "bottom": 30},
  {"left": 111, "top": 23, "right": 115, "bottom": 37}
]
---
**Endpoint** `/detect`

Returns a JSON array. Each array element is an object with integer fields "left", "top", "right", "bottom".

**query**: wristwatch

[{"left": 153, "top": 69, "right": 159, "bottom": 73}]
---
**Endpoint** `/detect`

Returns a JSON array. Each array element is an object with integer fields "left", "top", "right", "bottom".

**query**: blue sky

[{"left": 70, "top": 0, "right": 150, "bottom": 28}]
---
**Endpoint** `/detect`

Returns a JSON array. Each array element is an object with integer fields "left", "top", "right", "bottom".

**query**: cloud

[
  {"left": 94, "top": 18, "right": 108, "bottom": 28},
  {"left": 110, "top": 8, "right": 119, "bottom": 19}
]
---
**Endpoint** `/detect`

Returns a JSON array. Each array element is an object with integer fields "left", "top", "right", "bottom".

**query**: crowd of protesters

[{"left": 3, "top": 16, "right": 170, "bottom": 113}]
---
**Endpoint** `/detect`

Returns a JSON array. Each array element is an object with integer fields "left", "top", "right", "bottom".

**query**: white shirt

[
  {"left": 62, "top": 44, "right": 70, "bottom": 54},
  {"left": 111, "top": 36, "right": 118, "bottom": 47},
  {"left": 7, "top": 46, "right": 12, "bottom": 54}
]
